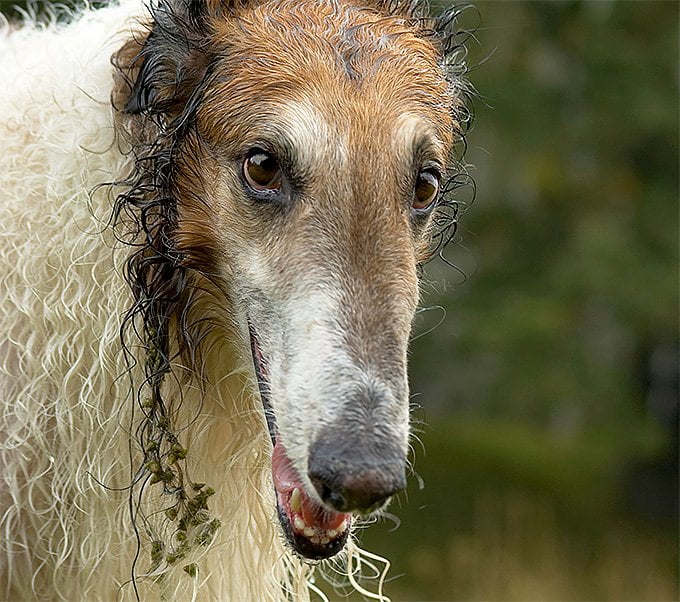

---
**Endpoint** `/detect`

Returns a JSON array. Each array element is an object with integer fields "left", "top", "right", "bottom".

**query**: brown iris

[
  {"left": 243, "top": 150, "right": 282, "bottom": 192},
  {"left": 413, "top": 170, "right": 440, "bottom": 210}
]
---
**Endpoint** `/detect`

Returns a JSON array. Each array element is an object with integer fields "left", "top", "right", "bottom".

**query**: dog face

[{"left": 120, "top": 0, "right": 459, "bottom": 560}]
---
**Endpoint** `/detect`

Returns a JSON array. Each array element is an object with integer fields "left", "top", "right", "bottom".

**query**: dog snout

[{"left": 308, "top": 436, "right": 407, "bottom": 514}]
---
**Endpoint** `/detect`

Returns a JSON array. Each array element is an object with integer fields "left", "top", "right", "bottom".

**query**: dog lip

[
  {"left": 247, "top": 320, "right": 351, "bottom": 560},
  {"left": 277, "top": 504, "right": 350, "bottom": 561},
  {"left": 273, "top": 441, "right": 352, "bottom": 560},
  {"left": 248, "top": 321, "right": 277, "bottom": 446}
]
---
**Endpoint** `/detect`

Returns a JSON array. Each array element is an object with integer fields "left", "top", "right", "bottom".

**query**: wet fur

[{"left": 0, "top": 1, "right": 470, "bottom": 599}]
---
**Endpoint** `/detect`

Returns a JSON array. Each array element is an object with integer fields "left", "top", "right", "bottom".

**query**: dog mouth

[{"left": 248, "top": 323, "right": 351, "bottom": 560}]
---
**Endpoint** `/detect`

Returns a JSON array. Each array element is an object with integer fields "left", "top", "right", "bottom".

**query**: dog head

[{"left": 117, "top": 0, "right": 467, "bottom": 560}]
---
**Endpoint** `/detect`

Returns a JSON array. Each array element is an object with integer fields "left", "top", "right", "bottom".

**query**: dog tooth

[
  {"left": 303, "top": 526, "right": 315, "bottom": 538},
  {"left": 293, "top": 516, "right": 305, "bottom": 532},
  {"left": 320, "top": 537, "right": 329, "bottom": 545},
  {"left": 290, "top": 488, "right": 302, "bottom": 513},
  {"left": 326, "top": 529, "right": 337, "bottom": 538},
  {"left": 338, "top": 519, "right": 348, "bottom": 533}
]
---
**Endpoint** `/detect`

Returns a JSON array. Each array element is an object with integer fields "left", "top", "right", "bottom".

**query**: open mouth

[{"left": 248, "top": 323, "right": 352, "bottom": 560}]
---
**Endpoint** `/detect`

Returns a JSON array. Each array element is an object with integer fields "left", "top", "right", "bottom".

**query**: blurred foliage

[
  {"left": 362, "top": 1, "right": 679, "bottom": 600},
  {"left": 2, "top": 0, "right": 677, "bottom": 600},
  {"left": 416, "top": 0, "right": 678, "bottom": 429}
]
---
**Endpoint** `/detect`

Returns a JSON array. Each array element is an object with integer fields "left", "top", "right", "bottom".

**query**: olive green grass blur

[{"left": 3, "top": 1, "right": 677, "bottom": 600}]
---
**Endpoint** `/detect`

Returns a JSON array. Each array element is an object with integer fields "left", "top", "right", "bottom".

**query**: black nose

[{"left": 308, "top": 436, "right": 407, "bottom": 514}]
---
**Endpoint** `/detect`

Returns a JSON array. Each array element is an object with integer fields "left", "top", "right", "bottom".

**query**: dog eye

[
  {"left": 243, "top": 150, "right": 282, "bottom": 193},
  {"left": 413, "top": 170, "right": 440, "bottom": 211}
]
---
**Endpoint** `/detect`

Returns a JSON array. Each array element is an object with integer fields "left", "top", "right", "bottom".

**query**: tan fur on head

[{"left": 1, "top": 0, "right": 469, "bottom": 599}]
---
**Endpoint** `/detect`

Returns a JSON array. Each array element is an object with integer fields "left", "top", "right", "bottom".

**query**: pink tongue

[{"left": 272, "top": 440, "right": 349, "bottom": 531}]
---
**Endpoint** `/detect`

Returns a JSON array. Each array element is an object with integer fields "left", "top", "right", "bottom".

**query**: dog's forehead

[{"left": 203, "top": 0, "right": 454, "bottom": 149}]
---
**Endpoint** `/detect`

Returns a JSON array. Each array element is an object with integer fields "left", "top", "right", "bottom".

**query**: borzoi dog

[{"left": 0, "top": 0, "right": 469, "bottom": 599}]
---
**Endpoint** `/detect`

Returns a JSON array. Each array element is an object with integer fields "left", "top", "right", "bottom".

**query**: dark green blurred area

[
  {"left": 3, "top": 1, "right": 677, "bottom": 600},
  {"left": 362, "top": 1, "right": 679, "bottom": 600}
]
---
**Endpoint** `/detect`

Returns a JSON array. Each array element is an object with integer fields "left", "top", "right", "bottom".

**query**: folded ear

[{"left": 122, "top": 0, "right": 220, "bottom": 118}]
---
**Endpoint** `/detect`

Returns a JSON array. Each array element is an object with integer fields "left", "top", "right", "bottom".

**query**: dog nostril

[
  {"left": 309, "top": 467, "right": 405, "bottom": 514},
  {"left": 309, "top": 431, "right": 408, "bottom": 514},
  {"left": 310, "top": 477, "right": 347, "bottom": 510}
]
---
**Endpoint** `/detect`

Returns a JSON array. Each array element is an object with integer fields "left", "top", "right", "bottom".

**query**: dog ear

[{"left": 123, "top": 0, "right": 218, "bottom": 118}]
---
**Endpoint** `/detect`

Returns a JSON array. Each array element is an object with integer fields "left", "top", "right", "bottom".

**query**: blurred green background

[
  {"left": 360, "top": 2, "right": 679, "bottom": 600},
  {"left": 3, "top": 1, "right": 677, "bottom": 600}
]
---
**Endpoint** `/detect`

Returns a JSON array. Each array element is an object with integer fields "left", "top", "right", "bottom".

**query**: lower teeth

[{"left": 287, "top": 489, "right": 350, "bottom": 542}]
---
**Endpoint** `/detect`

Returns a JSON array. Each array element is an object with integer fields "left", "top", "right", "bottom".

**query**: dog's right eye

[
  {"left": 243, "top": 150, "right": 282, "bottom": 193},
  {"left": 412, "top": 169, "right": 440, "bottom": 211}
]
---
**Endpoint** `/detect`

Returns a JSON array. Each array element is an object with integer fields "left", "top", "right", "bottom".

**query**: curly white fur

[{"left": 0, "top": 2, "right": 390, "bottom": 600}]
